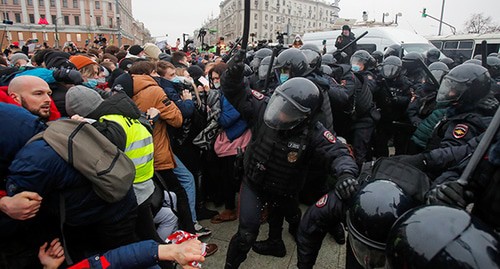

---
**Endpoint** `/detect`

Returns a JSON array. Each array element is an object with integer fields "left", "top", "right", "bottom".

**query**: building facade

[
  {"left": 205, "top": 0, "right": 340, "bottom": 44},
  {"left": 0, "top": 0, "right": 152, "bottom": 49}
]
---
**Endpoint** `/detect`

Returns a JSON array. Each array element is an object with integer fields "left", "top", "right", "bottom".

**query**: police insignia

[
  {"left": 323, "top": 131, "right": 336, "bottom": 143},
  {"left": 316, "top": 194, "right": 328, "bottom": 208},
  {"left": 251, "top": 90, "right": 264, "bottom": 100},
  {"left": 453, "top": 124, "right": 468, "bottom": 139},
  {"left": 287, "top": 151, "right": 298, "bottom": 163}
]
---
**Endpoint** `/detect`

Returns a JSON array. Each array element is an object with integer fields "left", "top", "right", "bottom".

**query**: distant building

[
  {"left": 200, "top": 0, "right": 340, "bottom": 45},
  {"left": 0, "top": 0, "right": 152, "bottom": 48}
]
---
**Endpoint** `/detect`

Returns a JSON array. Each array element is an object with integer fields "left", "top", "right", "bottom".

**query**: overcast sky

[{"left": 131, "top": 0, "right": 498, "bottom": 46}]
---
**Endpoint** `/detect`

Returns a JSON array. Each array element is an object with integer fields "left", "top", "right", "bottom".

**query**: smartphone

[{"left": 198, "top": 76, "right": 209, "bottom": 87}]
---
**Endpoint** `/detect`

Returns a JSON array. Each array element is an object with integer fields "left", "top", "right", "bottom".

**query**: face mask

[
  {"left": 351, "top": 65, "right": 361, "bottom": 72},
  {"left": 96, "top": 77, "right": 106, "bottom": 84},
  {"left": 170, "top": 76, "right": 181, "bottom": 83},
  {"left": 280, "top": 74, "right": 289, "bottom": 84},
  {"left": 213, "top": 82, "right": 221, "bottom": 89},
  {"left": 83, "top": 79, "right": 98, "bottom": 88}
]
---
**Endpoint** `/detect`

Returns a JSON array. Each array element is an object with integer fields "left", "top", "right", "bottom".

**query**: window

[
  {"left": 254, "top": 14, "right": 257, "bottom": 20},
  {"left": 1, "top": 0, "right": 7, "bottom": 4},
  {"left": 76, "top": 33, "right": 81, "bottom": 42},
  {"left": 108, "top": 2, "right": 112, "bottom": 10},
  {"left": 459, "top": 41, "right": 474, "bottom": 49},
  {"left": 66, "top": 33, "right": 71, "bottom": 41},
  {"left": 17, "top": 32, "right": 23, "bottom": 41},
  {"left": 74, "top": 15, "right": 79, "bottom": 25},
  {"left": 32, "top": 33, "right": 38, "bottom": 39},
  {"left": 27, "top": 0, "right": 33, "bottom": 5},
  {"left": 50, "top": 0, "right": 55, "bottom": 7},
  {"left": 64, "top": 15, "right": 69, "bottom": 25},
  {"left": 29, "top": 14, "right": 35, "bottom": 24},
  {"left": 95, "top": 1, "right": 100, "bottom": 9},
  {"left": 38, "top": 0, "right": 43, "bottom": 5},
  {"left": 13, "top": 0, "right": 19, "bottom": 4},
  {"left": 109, "top": 17, "right": 113, "bottom": 28},
  {"left": 62, "top": 0, "right": 67, "bottom": 7},
  {"left": 14, "top": 13, "right": 21, "bottom": 23},
  {"left": 51, "top": 15, "right": 56, "bottom": 24},
  {"left": 2, "top": 12, "right": 9, "bottom": 21},
  {"left": 72, "top": 0, "right": 78, "bottom": 8},
  {"left": 444, "top": 41, "right": 458, "bottom": 49},
  {"left": 95, "top": 16, "right": 101, "bottom": 26}
]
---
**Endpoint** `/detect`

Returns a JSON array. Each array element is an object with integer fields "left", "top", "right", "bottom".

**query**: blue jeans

[{"left": 173, "top": 155, "right": 197, "bottom": 223}]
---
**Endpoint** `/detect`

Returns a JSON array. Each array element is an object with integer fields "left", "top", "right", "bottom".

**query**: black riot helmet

[
  {"left": 320, "top": 64, "right": 333, "bottom": 76},
  {"left": 322, "top": 53, "right": 336, "bottom": 66},
  {"left": 463, "top": 59, "right": 482, "bottom": 65},
  {"left": 274, "top": 48, "right": 309, "bottom": 79},
  {"left": 347, "top": 179, "right": 420, "bottom": 269},
  {"left": 384, "top": 44, "right": 403, "bottom": 59},
  {"left": 437, "top": 64, "right": 491, "bottom": 105},
  {"left": 425, "top": 48, "right": 441, "bottom": 64},
  {"left": 350, "top": 50, "right": 375, "bottom": 72},
  {"left": 428, "top": 61, "right": 449, "bottom": 84},
  {"left": 263, "top": 77, "right": 321, "bottom": 130},
  {"left": 250, "top": 48, "right": 273, "bottom": 70},
  {"left": 487, "top": 56, "right": 500, "bottom": 78},
  {"left": 474, "top": 54, "right": 483, "bottom": 60},
  {"left": 258, "top": 56, "right": 272, "bottom": 81},
  {"left": 489, "top": 52, "right": 499, "bottom": 57},
  {"left": 402, "top": 52, "right": 425, "bottom": 72},
  {"left": 386, "top": 205, "right": 500, "bottom": 269},
  {"left": 380, "top": 56, "right": 403, "bottom": 79},
  {"left": 300, "top": 43, "right": 322, "bottom": 73},
  {"left": 440, "top": 57, "right": 455, "bottom": 69},
  {"left": 371, "top": 50, "right": 384, "bottom": 65}
]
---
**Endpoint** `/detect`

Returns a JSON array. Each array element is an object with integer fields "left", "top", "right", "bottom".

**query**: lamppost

[
  {"left": 54, "top": 16, "right": 64, "bottom": 49},
  {"left": 438, "top": 0, "right": 446, "bottom": 36},
  {"left": 382, "top": 12, "right": 389, "bottom": 25},
  {"left": 395, "top": 12, "right": 402, "bottom": 25}
]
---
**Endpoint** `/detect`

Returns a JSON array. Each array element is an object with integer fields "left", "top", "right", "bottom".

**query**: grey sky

[{"left": 131, "top": 0, "right": 498, "bottom": 45}]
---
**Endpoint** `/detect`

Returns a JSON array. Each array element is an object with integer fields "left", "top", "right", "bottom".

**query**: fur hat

[
  {"left": 128, "top": 45, "right": 144, "bottom": 56},
  {"left": 65, "top": 85, "right": 103, "bottom": 117},
  {"left": 10, "top": 53, "right": 29, "bottom": 65},
  {"left": 69, "top": 55, "right": 97, "bottom": 70},
  {"left": 143, "top": 43, "right": 161, "bottom": 60}
]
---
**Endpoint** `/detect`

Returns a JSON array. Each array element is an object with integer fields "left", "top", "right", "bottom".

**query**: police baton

[
  {"left": 481, "top": 40, "right": 488, "bottom": 68},
  {"left": 334, "top": 31, "right": 368, "bottom": 55},
  {"left": 224, "top": 0, "right": 250, "bottom": 66},
  {"left": 457, "top": 105, "right": 500, "bottom": 185}
]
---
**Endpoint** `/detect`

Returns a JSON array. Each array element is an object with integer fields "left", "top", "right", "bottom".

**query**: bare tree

[{"left": 464, "top": 13, "right": 500, "bottom": 34}]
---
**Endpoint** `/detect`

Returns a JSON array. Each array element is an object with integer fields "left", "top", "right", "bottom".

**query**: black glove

[
  {"left": 391, "top": 154, "right": 427, "bottom": 171},
  {"left": 335, "top": 174, "right": 359, "bottom": 201},
  {"left": 426, "top": 181, "right": 473, "bottom": 208},
  {"left": 221, "top": 50, "right": 246, "bottom": 88},
  {"left": 52, "top": 68, "right": 83, "bottom": 85}
]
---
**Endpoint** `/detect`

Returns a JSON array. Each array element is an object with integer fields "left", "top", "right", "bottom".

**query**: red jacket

[{"left": 0, "top": 86, "right": 61, "bottom": 121}]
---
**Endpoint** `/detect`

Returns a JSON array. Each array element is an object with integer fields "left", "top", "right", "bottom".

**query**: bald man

[{"left": 8, "top": 75, "right": 53, "bottom": 119}]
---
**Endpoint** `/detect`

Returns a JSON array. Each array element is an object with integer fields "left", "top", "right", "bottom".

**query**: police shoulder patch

[
  {"left": 316, "top": 194, "right": 328, "bottom": 208},
  {"left": 251, "top": 90, "right": 264, "bottom": 100},
  {"left": 453, "top": 124, "right": 469, "bottom": 139},
  {"left": 323, "top": 130, "right": 336, "bottom": 144}
]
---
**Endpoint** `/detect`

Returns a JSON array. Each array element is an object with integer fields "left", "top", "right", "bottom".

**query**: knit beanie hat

[
  {"left": 65, "top": 85, "right": 104, "bottom": 117},
  {"left": 69, "top": 55, "right": 97, "bottom": 70},
  {"left": 111, "top": 73, "right": 134, "bottom": 98},
  {"left": 128, "top": 45, "right": 144, "bottom": 56},
  {"left": 143, "top": 43, "right": 161, "bottom": 60},
  {"left": 10, "top": 53, "right": 29, "bottom": 65},
  {"left": 187, "top": 65, "right": 204, "bottom": 80}
]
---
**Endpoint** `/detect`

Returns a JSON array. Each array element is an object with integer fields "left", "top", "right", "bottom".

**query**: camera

[{"left": 276, "top": 32, "right": 288, "bottom": 45}]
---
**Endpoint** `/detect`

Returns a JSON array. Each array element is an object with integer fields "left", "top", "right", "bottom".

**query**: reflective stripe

[
  {"left": 125, "top": 136, "right": 153, "bottom": 152},
  {"left": 131, "top": 152, "right": 154, "bottom": 166}
]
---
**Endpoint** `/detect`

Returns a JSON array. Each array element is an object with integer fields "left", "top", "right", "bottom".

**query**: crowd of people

[{"left": 0, "top": 25, "right": 500, "bottom": 269}]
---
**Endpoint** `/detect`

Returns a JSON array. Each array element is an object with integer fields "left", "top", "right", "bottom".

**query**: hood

[
  {"left": 88, "top": 91, "right": 142, "bottom": 120},
  {"left": 0, "top": 103, "right": 47, "bottom": 179},
  {"left": 132, "top": 74, "right": 160, "bottom": 95}
]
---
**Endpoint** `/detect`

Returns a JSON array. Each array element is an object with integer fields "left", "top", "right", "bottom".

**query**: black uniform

[{"left": 221, "top": 78, "right": 358, "bottom": 269}]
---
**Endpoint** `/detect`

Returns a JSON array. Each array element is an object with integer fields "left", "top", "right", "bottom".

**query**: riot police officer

[
  {"left": 425, "top": 47, "right": 441, "bottom": 65},
  {"left": 220, "top": 69, "right": 359, "bottom": 268}
]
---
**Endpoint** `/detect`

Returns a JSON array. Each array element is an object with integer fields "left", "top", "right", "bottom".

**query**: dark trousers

[
  {"left": 219, "top": 155, "right": 239, "bottom": 210},
  {"left": 350, "top": 125, "right": 375, "bottom": 167},
  {"left": 225, "top": 181, "right": 297, "bottom": 268},
  {"left": 155, "top": 169, "right": 195, "bottom": 234},
  {"left": 374, "top": 121, "right": 412, "bottom": 157}
]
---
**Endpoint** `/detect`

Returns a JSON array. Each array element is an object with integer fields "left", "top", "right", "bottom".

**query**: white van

[
  {"left": 302, "top": 27, "right": 437, "bottom": 55},
  {"left": 426, "top": 33, "right": 500, "bottom": 63}
]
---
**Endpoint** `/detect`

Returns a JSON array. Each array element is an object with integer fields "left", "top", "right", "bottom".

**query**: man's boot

[
  {"left": 195, "top": 172, "right": 218, "bottom": 220},
  {"left": 252, "top": 238, "right": 287, "bottom": 257}
]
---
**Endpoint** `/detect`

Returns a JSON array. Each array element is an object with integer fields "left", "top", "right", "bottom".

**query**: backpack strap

[
  {"left": 26, "top": 132, "right": 44, "bottom": 145},
  {"left": 153, "top": 172, "right": 178, "bottom": 217},
  {"left": 59, "top": 193, "right": 74, "bottom": 265}
]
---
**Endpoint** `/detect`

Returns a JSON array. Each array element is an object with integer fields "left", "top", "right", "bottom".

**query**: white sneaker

[{"left": 194, "top": 222, "right": 212, "bottom": 237}]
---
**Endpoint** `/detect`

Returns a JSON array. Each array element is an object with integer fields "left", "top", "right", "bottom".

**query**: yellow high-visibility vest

[{"left": 100, "top": 114, "right": 154, "bottom": 184}]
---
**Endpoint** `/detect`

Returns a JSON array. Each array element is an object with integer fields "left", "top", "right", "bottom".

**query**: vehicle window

[
  {"left": 458, "top": 41, "right": 473, "bottom": 49},
  {"left": 444, "top": 41, "right": 458, "bottom": 49},
  {"left": 356, "top": 44, "right": 376, "bottom": 54},
  {"left": 430, "top": 41, "right": 443, "bottom": 50}
]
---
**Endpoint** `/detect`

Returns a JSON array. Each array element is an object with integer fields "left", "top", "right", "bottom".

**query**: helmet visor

[
  {"left": 381, "top": 64, "right": 400, "bottom": 79},
  {"left": 431, "top": 70, "right": 447, "bottom": 83},
  {"left": 263, "top": 88, "right": 310, "bottom": 130},
  {"left": 436, "top": 76, "right": 469, "bottom": 103},
  {"left": 349, "top": 232, "right": 386, "bottom": 269},
  {"left": 258, "top": 64, "right": 270, "bottom": 80},
  {"left": 250, "top": 58, "right": 261, "bottom": 71}
]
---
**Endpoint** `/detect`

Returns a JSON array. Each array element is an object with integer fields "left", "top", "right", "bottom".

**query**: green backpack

[{"left": 29, "top": 119, "right": 136, "bottom": 203}]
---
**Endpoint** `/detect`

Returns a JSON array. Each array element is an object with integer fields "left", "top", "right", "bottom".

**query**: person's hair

[
  {"left": 115, "top": 50, "right": 127, "bottom": 62},
  {"left": 80, "top": 63, "right": 98, "bottom": 78},
  {"left": 122, "top": 44, "right": 130, "bottom": 51},
  {"left": 175, "top": 67, "right": 187, "bottom": 77},
  {"left": 32, "top": 49, "right": 52, "bottom": 66},
  {"left": 129, "top": 60, "right": 156, "bottom": 75},
  {"left": 0, "top": 56, "right": 7, "bottom": 67},
  {"left": 104, "top": 45, "right": 120, "bottom": 55},
  {"left": 101, "top": 53, "right": 118, "bottom": 64},
  {"left": 171, "top": 51, "right": 186, "bottom": 64},
  {"left": 87, "top": 48, "right": 99, "bottom": 58},
  {"left": 101, "top": 61, "right": 116, "bottom": 72},
  {"left": 208, "top": 62, "right": 228, "bottom": 77},
  {"left": 204, "top": 62, "right": 215, "bottom": 75},
  {"left": 156, "top": 60, "right": 175, "bottom": 77}
]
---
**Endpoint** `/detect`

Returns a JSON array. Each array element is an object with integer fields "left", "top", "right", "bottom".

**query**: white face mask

[{"left": 213, "top": 82, "right": 221, "bottom": 89}]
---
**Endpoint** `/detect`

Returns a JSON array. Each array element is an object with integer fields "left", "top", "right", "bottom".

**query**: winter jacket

[
  {"left": 0, "top": 85, "right": 61, "bottom": 121},
  {"left": 219, "top": 93, "right": 248, "bottom": 141},
  {"left": 132, "top": 74, "right": 183, "bottom": 170},
  {"left": 156, "top": 77, "right": 195, "bottom": 119},
  {"left": 411, "top": 108, "right": 446, "bottom": 149}
]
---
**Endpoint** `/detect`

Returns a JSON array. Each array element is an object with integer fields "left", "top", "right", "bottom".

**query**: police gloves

[
  {"left": 52, "top": 68, "right": 83, "bottom": 85},
  {"left": 335, "top": 174, "right": 359, "bottom": 201},
  {"left": 426, "top": 181, "right": 473, "bottom": 208}
]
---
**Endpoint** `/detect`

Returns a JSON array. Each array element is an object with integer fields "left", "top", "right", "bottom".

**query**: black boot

[
  {"left": 195, "top": 172, "right": 218, "bottom": 220},
  {"left": 252, "top": 238, "right": 287, "bottom": 257},
  {"left": 330, "top": 222, "right": 346, "bottom": 245}
]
